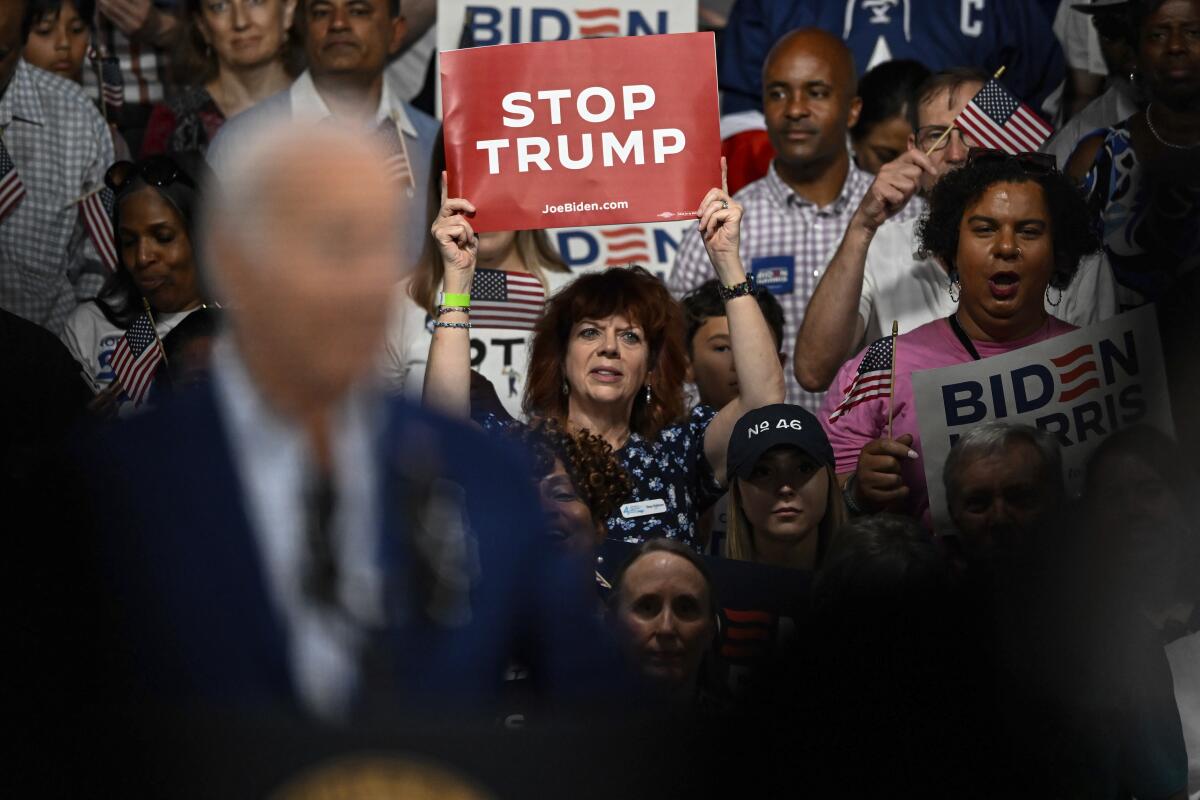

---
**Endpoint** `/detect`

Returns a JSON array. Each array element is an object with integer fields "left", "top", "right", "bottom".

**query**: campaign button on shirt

[{"left": 751, "top": 256, "right": 795, "bottom": 295}]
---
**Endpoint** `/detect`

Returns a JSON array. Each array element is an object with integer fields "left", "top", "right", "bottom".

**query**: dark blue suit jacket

[{"left": 76, "top": 382, "right": 611, "bottom": 715}]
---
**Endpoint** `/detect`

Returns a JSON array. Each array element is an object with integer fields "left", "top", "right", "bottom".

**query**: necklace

[{"left": 1145, "top": 103, "right": 1200, "bottom": 150}]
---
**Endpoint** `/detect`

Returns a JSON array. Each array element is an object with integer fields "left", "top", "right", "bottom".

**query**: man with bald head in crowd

[
  {"left": 66, "top": 122, "right": 608, "bottom": 730},
  {"left": 669, "top": 29, "right": 881, "bottom": 412}
]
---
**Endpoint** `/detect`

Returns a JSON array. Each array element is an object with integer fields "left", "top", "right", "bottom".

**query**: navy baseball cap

[{"left": 726, "top": 404, "right": 835, "bottom": 481}]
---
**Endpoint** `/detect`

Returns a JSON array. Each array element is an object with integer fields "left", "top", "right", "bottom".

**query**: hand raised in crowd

[
  {"left": 697, "top": 157, "right": 744, "bottom": 281},
  {"left": 853, "top": 148, "right": 937, "bottom": 233},
  {"left": 432, "top": 171, "right": 479, "bottom": 293},
  {"left": 853, "top": 433, "right": 919, "bottom": 511},
  {"left": 97, "top": 0, "right": 173, "bottom": 43}
]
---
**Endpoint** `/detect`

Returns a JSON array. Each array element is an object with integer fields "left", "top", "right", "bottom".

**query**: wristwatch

[{"left": 717, "top": 276, "right": 757, "bottom": 301}]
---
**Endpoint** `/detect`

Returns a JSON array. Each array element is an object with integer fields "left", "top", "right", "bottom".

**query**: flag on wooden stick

[
  {"left": 110, "top": 312, "right": 164, "bottom": 406},
  {"left": 80, "top": 186, "right": 118, "bottom": 272},
  {"left": 954, "top": 78, "right": 1054, "bottom": 155},
  {"left": 828, "top": 333, "right": 895, "bottom": 423},
  {"left": 0, "top": 138, "right": 27, "bottom": 222}
]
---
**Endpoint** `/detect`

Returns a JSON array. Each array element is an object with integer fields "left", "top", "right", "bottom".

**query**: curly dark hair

[
  {"left": 504, "top": 418, "right": 633, "bottom": 527},
  {"left": 916, "top": 157, "right": 1100, "bottom": 291},
  {"left": 525, "top": 265, "right": 688, "bottom": 439}
]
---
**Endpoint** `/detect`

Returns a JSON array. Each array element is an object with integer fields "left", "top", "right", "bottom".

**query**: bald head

[
  {"left": 764, "top": 29, "right": 857, "bottom": 97},
  {"left": 762, "top": 28, "right": 861, "bottom": 177},
  {"left": 205, "top": 122, "right": 406, "bottom": 413}
]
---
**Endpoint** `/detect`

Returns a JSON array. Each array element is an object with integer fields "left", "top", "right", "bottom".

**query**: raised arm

[
  {"left": 793, "top": 148, "right": 936, "bottom": 392},
  {"left": 701, "top": 160, "right": 787, "bottom": 486},
  {"left": 421, "top": 177, "right": 478, "bottom": 420}
]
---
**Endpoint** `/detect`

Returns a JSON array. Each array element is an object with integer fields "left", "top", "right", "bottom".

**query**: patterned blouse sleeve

[
  {"left": 683, "top": 404, "right": 724, "bottom": 511},
  {"left": 475, "top": 410, "right": 526, "bottom": 436}
]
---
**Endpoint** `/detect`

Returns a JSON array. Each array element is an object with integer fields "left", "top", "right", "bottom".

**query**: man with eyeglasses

[
  {"left": 0, "top": 0, "right": 115, "bottom": 336},
  {"left": 794, "top": 68, "right": 1118, "bottom": 393}
]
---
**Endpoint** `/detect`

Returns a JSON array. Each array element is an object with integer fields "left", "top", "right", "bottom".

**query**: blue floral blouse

[{"left": 478, "top": 405, "right": 725, "bottom": 550}]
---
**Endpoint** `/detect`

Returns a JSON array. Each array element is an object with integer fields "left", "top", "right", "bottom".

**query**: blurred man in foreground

[{"left": 70, "top": 122, "right": 607, "bottom": 725}]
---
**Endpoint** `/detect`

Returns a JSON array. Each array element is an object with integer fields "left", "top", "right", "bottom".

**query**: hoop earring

[
  {"left": 948, "top": 279, "right": 961, "bottom": 303},
  {"left": 1045, "top": 285, "right": 1063, "bottom": 307},
  {"left": 561, "top": 377, "right": 570, "bottom": 396}
]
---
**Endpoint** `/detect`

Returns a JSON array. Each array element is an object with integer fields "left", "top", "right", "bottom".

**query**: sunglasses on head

[
  {"left": 966, "top": 148, "right": 1058, "bottom": 175},
  {"left": 104, "top": 155, "right": 197, "bottom": 194}
]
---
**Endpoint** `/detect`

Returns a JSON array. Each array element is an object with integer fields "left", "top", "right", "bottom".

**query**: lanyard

[{"left": 947, "top": 315, "right": 982, "bottom": 361}]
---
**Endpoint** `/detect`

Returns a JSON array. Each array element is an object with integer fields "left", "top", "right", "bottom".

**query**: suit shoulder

[{"left": 384, "top": 398, "right": 529, "bottom": 473}]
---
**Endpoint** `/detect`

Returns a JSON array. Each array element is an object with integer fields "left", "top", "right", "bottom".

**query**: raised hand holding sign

[{"left": 441, "top": 33, "right": 721, "bottom": 232}]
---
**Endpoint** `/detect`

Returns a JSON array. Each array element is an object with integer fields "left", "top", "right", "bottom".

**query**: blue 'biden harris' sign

[{"left": 913, "top": 305, "right": 1173, "bottom": 532}]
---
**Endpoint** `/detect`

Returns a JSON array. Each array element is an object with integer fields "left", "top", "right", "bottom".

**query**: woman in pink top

[{"left": 820, "top": 150, "right": 1102, "bottom": 528}]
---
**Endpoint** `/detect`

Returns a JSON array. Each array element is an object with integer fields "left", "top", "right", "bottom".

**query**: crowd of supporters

[{"left": 2, "top": 0, "right": 1198, "bottom": 796}]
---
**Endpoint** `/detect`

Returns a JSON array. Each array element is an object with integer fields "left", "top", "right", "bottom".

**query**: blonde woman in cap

[{"left": 724, "top": 404, "right": 846, "bottom": 570}]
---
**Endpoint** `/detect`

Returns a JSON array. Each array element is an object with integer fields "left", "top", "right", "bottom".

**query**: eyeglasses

[
  {"left": 104, "top": 155, "right": 197, "bottom": 194},
  {"left": 966, "top": 148, "right": 1058, "bottom": 175},
  {"left": 915, "top": 126, "right": 977, "bottom": 152}
]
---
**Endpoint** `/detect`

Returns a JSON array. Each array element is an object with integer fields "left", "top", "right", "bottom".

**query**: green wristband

[{"left": 438, "top": 291, "right": 471, "bottom": 308}]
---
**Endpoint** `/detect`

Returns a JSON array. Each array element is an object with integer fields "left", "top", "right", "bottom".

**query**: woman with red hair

[{"left": 423, "top": 164, "right": 786, "bottom": 549}]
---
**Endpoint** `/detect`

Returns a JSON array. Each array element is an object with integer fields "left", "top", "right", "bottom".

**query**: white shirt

[
  {"left": 211, "top": 337, "right": 386, "bottom": 721},
  {"left": 289, "top": 69, "right": 418, "bottom": 139},
  {"left": 1054, "top": 1, "right": 1108, "bottom": 77},
  {"left": 381, "top": 270, "right": 579, "bottom": 419},
  {"left": 859, "top": 217, "right": 1119, "bottom": 344},
  {"left": 61, "top": 301, "right": 192, "bottom": 392},
  {"left": 1043, "top": 81, "right": 1140, "bottom": 169}
]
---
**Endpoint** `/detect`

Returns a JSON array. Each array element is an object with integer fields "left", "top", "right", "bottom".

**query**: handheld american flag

[
  {"left": 80, "top": 187, "right": 118, "bottom": 272},
  {"left": 470, "top": 269, "right": 546, "bottom": 331},
  {"left": 92, "top": 52, "right": 125, "bottom": 117},
  {"left": 110, "top": 313, "right": 163, "bottom": 406},
  {"left": 955, "top": 79, "right": 1054, "bottom": 155},
  {"left": 0, "top": 138, "right": 27, "bottom": 222},
  {"left": 828, "top": 334, "right": 895, "bottom": 423}
]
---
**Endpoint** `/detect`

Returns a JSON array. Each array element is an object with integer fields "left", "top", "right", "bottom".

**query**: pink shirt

[{"left": 819, "top": 316, "right": 1076, "bottom": 527}]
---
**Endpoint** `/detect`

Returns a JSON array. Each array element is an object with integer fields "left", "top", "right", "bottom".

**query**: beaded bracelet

[
  {"left": 433, "top": 321, "right": 471, "bottom": 330},
  {"left": 437, "top": 305, "right": 470, "bottom": 316},
  {"left": 842, "top": 473, "right": 868, "bottom": 516}
]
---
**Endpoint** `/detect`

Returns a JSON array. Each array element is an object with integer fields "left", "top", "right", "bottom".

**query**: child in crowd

[{"left": 681, "top": 279, "right": 785, "bottom": 553}]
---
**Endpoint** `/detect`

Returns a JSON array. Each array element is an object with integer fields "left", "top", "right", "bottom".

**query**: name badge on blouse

[
  {"left": 620, "top": 499, "right": 667, "bottom": 519},
  {"left": 751, "top": 256, "right": 795, "bottom": 294}
]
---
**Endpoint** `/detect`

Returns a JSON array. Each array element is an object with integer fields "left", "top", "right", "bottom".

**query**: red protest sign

[{"left": 440, "top": 32, "right": 721, "bottom": 233}]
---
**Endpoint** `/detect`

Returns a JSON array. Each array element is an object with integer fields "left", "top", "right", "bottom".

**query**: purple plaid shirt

[{"left": 668, "top": 161, "right": 879, "bottom": 411}]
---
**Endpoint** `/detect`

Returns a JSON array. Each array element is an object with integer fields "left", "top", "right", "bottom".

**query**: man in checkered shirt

[
  {"left": 669, "top": 29, "right": 912, "bottom": 412},
  {"left": 0, "top": 2, "right": 114, "bottom": 336}
]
